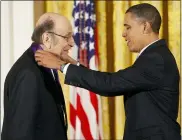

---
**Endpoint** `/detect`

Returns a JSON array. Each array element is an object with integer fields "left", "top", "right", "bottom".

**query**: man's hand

[
  {"left": 35, "top": 50, "right": 66, "bottom": 69},
  {"left": 60, "top": 50, "right": 78, "bottom": 65}
]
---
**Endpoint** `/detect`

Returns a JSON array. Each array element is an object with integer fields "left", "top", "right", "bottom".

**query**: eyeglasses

[{"left": 47, "top": 31, "right": 70, "bottom": 42}]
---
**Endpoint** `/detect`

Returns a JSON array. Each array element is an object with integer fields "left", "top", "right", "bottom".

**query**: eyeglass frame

[{"left": 47, "top": 31, "right": 71, "bottom": 42}]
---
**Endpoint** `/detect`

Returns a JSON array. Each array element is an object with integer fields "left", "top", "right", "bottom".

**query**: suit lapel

[
  {"left": 39, "top": 67, "right": 68, "bottom": 130},
  {"left": 26, "top": 46, "right": 68, "bottom": 130}
]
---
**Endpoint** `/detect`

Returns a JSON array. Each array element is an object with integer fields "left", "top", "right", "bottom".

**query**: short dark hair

[
  {"left": 31, "top": 19, "right": 54, "bottom": 44},
  {"left": 126, "top": 3, "right": 161, "bottom": 33}
]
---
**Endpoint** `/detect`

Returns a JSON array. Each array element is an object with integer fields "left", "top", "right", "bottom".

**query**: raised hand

[{"left": 35, "top": 50, "right": 66, "bottom": 69}]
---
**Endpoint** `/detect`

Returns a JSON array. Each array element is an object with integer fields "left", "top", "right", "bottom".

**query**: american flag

[{"left": 69, "top": 0, "right": 103, "bottom": 139}]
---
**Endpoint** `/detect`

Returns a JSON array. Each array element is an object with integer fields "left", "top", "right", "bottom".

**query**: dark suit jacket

[
  {"left": 65, "top": 39, "right": 180, "bottom": 140},
  {"left": 2, "top": 47, "right": 67, "bottom": 140}
]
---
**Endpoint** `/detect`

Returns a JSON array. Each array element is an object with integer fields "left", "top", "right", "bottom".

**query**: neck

[{"left": 139, "top": 34, "right": 159, "bottom": 52}]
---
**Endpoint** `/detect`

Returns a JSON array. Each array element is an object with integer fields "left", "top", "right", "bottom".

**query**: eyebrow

[{"left": 124, "top": 24, "right": 130, "bottom": 27}]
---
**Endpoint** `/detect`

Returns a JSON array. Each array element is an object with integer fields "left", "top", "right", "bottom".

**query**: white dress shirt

[
  {"left": 63, "top": 62, "right": 79, "bottom": 74},
  {"left": 51, "top": 69, "right": 56, "bottom": 80}
]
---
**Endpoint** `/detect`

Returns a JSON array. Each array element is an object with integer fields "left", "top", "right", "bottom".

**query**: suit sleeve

[
  {"left": 3, "top": 70, "right": 39, "bottom": 140},
  {"left": 64, "top": 53, "right": 164, "bottom": 96}
]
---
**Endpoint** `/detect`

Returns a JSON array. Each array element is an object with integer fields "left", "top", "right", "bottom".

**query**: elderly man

[
  {"left": 35, "top": 3, "right": 180, "bottom": 140},
  {"left": 2, "top": 13, "right": 74, "bottom": 140}
]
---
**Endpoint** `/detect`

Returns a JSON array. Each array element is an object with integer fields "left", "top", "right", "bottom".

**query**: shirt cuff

[
  {"left": 63, "top": 63, "right": 70, "bottom": 74},
  {"left": 62, "top": 62, "right": 80, "bottom": 75}
]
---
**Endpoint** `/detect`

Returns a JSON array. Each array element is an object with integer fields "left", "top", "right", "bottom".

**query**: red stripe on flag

[
  {"left": 70, "top": 103, "right": 76, "bottom": 129},
  {"left": 99, "top": 133, "right": 101, "bottom": 140},
  {"left": 77, "top": 94, "right": 93, "bottom": 140}
]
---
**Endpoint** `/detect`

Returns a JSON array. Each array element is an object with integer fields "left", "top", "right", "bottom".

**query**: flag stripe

[
  {"left": 94, "top": 26, "right": 99, "bottom": 67},
  {"left": 77, "top": 94, "right": 93, "bottom": 140},
  {"left": 78, "top": 88, "right": 98, "bottom": 139},
  {"left": 75, "top": 116, "right": 85, "bottom": 139},
  {"left": 69, "top": 120, "right": 75, "bottom": 139},
  {"left": 90, "top": 92, "right": 99, "bottom": 123},
  {"left": 70, "top": 103, "right": 76, "bottom": 129}
]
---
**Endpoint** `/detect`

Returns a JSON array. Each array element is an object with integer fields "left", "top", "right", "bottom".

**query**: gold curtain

[{"left": 33, "top": 1, "right": 182, "bottom": 139}]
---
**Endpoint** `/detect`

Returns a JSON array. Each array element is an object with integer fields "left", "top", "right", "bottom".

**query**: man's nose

[
  {"left": 122, "top": 31, "right": 126, "bottom": 38},
  {"left": 69, "top": 36, "right": 75, "bottom": 47}
]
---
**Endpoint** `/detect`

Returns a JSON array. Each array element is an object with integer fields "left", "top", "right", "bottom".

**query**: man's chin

[
  {"left": 128, "top": 47, "right": 134, "bottom": 52},
  {"left": 128, "top": 47, "right": 138, "bottom": 53}
]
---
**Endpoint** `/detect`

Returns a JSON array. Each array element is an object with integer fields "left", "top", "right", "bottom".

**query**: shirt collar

[{"left": 137, "top": 39, "right": 160, "bottom": 58}]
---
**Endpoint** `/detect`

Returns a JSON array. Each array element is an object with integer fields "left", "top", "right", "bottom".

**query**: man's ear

[
  {"left": 42, "top": 32, "right": 52, "bottom": 49},
  {"left": 143, "top": 21, "right": 152, "bottom": 34}
]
